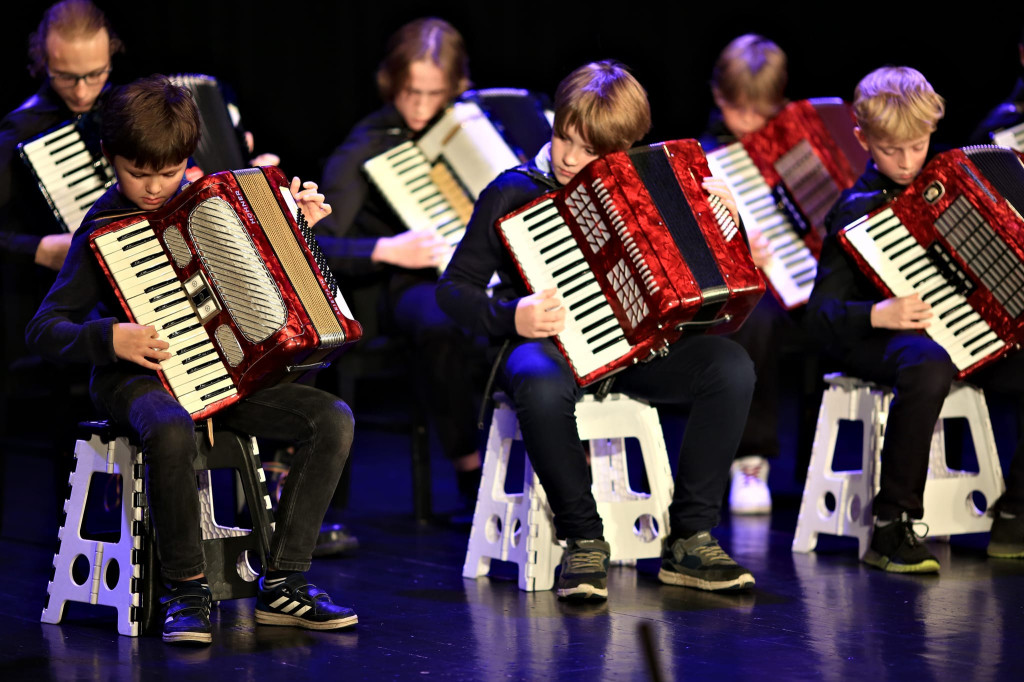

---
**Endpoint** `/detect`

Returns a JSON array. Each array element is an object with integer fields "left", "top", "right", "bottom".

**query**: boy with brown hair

[
  {"left": 437, "top": 60, "right": 757, "bottom": 599},
  {"left": 316, "top": 17, "right": 486, "bottom": 522},
  {"left": 699, "top": 33, "right": 807, "bottom": 517},
  {"left": 26, "top": 75, "right": 358, "bottom": 643},
  {"left": 807, "top": 66, "right": 1024, "bottom": 571}
]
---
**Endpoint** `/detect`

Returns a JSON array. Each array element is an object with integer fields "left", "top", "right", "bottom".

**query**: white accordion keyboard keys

[
  {"left": 93, "top": 222, "right": 237, "bottom": 412},
  {"left": 500, "top": 200, "right": 630, "bottom": 377},
  {"left": 843, "top": 208, "right": 1004, "bottom": 373}
]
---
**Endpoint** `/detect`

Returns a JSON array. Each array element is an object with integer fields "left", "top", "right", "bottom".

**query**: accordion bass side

[
  {"left": 838, "top": 145, "right": 1024, "bottom": 379},
  {"left": 169, "top": 73, "right": 249, "bottom": 175},
  {"left": 89, "top": 165, "right": 362, "bottom": 420},
  {"left": 496, "top": 139, "right": 765, "bottom": 386},
  {"left": 705, "top": 98, "right": 869, "bottom": 309}
]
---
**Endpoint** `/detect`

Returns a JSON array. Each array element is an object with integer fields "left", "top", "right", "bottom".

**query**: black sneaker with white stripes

[{"left": 255, "top": 573, "right": 358, "bottom": 630}]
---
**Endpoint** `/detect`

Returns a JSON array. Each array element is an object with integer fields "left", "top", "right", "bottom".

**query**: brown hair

[
  {"left": 376, "top": 17, "right": 470, "bottom": 102},
  {"left": 552, "top": 60, "right": 651, "bottom": 156},
  {"left": 28, "top": 0, "right": 123, "bottom": 77},
  {"left": 853, "top": 66, "right": 946, "bottom": 141},
  {"left": 711, "top": 34, "right": 787, "bottom": 114},
  {"left": 102, "top": 75, "right": 200, "bottom": 169}
]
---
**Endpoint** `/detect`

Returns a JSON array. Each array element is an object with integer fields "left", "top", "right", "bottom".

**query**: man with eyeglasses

[{"left": 0, "top": 0, "right": 121, "bottom": 467}]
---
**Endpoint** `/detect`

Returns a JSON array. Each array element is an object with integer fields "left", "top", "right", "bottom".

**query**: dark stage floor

[{"left": 2, "top": 413, "right": 1024, "bottom": 681}]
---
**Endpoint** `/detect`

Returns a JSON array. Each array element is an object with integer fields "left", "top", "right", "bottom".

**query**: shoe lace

[
  {"left": 566, "top": 548, "right": 607, "bottom": 573},
  {"left": 899, "top": 517, "right": 931, "bottom": 547},
  {"left": 690, "top": 539, "right": 737, "bottom": 566}
]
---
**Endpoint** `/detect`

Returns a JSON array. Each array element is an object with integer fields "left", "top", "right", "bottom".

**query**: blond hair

[
  {"left": 376, "top": 17, "right": 470, "bottom": 102},
  {"left": 553, "top": 60, "right": 651, "bottom": 156},
  {"left": 711, "top": 34, "right": 787, "bottom": 113},
  {"left": 28, "top": 0, "right": 123, "bottom": 77},
  {"left": 853, "top": 66, "right": 946, "bottom": 141}
]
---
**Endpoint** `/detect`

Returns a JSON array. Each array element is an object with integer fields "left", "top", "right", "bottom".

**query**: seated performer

[
  {"left": 967, "top": 26, "right": 1024, "bottom": 146},
  {"left": 436, "top": 60, "right": 757, "bottom": 599},
  {"left": 25, "top": 75, "right": 358, "bottom": 644},
  {"left": 805, "top": 66, "right": 1024, "bottom": 572},
  {"left": 316, "top": 16, "right": 487, "bottom": 520},
  {"left": 0, "top": 0, "right": 120, "bottom": 443},
  {"left": 698, "top": 33, "right": 817, "bottom": 516}
]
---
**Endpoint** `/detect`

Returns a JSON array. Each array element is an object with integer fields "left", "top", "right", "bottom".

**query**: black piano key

[
  {"left": 593, "top": 335, "right": 628, "bottom": 354},
  {"left": 185, "top": 358, "right": 221, "bottom": 374},
  {"left": 568, "top": 290, "right": 604, "bottom": 311},
  {"left": 582, "top": 315, "right": 617, "bottom": 336},
  {"left": 167, "top": 323, "right": 202, "bottom": 339},
  {"left": 555, "top": 268, "right": 589, "bottom": 290}
]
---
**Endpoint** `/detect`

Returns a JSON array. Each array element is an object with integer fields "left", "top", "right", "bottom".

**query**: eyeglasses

[{"left": 48, "top": 66, "right": 111, "bottom": 88}]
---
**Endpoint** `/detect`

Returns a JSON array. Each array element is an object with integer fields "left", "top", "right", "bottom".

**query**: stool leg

[{"left": 42, "top": 434, "right": 142, "bottom": 637}]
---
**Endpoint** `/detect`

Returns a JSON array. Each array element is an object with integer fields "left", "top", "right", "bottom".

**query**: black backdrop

[{"left": 4, "top": 1, "right": 1024, "bottom": 183}]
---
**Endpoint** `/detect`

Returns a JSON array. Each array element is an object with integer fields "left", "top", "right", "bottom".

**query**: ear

[
  {"left": 712, "top": 87, "right": 727, "bottom": 110},
  {"left": 853, "top": 126, "right": 870, "bottom": 152}
]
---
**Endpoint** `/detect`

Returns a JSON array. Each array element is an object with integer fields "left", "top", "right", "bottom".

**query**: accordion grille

[{"left": 188, "top": 196, "right": 287, "bottom": 343}]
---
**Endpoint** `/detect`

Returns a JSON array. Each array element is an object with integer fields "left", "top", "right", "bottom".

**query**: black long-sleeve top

[
  {"left": 804, "top": 162, "right": 904, "bottom": 357},
  {"left": 435, "top": 152, "right": 559, "bottom": 343},
  {"left": 1, "top": 82, "right": 109, "bottom": 364},
  {"left": 24, "top": 181, "right": 183, "bottom": 377},
  {"left": 315, "top": 104, "right": 441, "bottom": 298}
]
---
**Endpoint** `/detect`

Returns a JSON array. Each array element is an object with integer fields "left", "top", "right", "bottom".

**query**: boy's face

[
  {"left": 394, "top": 60, "right": 449, "bottom": 132},
  {"left": 45, "top": 27, "right": 111, "bottom": 114},
  {"left": 714, "top": 91, "right": 778, "bottom": 139},
  {"left": 854, "top": 128, "right": 930, "bottom": 186},
  {"left": 110, "top": 155, "right": 188, "bottom": 210},
  {"left": 550, "top": 125, "right": 599, "bottom": 185}
]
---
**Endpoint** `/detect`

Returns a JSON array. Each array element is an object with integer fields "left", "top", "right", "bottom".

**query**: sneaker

[
  {"left": 312, "top": 523, "right": 360, "bottom": 557},
  {"left": 556, "top": 538, "right": 610, "bottom": 600},
  {"left": 255, "top": 574, "right": 358, "bottom": 630},
  {"left": 863, "top": 513, "right": 940, "bottom": 573},
  {"left": 658, "top": 531, "right": 755, "bottom": 591},
  {"left": 729, "top": 456, "right": 772, "bottom": 515},
  {"left": 161, "top": 581, "right": 212, "bottom": 645},
  {"left": 988, "top": 513, "right": 1024, "bottom": 559}
]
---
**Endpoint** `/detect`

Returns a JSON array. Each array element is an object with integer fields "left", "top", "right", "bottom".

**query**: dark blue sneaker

[
  {"left": 255, "top": 574, "right": 358, "bottom": 630},
  {"left": 556, "top": 538, "right": 610, "bottom": 600},
  {"left": 658, "top": 531, "right": 755, "bottom": 591},
  {"left": 161, "top": 581, "right": 212, "bottom": 645}
]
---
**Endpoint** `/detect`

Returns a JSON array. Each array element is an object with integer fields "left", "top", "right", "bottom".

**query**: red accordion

[
  {"left": 496, "top": 138, "right": 765, "bottom": 386},
  {"left": 838, "top": 145, "right": 1024, "bottom": 378},
  {"left": 705, "top": 98, "right": 869, "bottom": 309},
  {"left": 90, "top": 165, "right": 362, "bottom": 420}
]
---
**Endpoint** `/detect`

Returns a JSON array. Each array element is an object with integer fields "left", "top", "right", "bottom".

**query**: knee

[
  {"left": 898, "top": 357, "right": 955, "bottom": 402},
  {"left": 697, "top": 337, "right": 756, "bottom": 397},
  {"left": 508, "top": 369, "right": 580, "bottom": 419},
  {"left": 319, "top": 396, "right": 355, "bottom": 453},
  {"left": 140, "top": 413, "right": 196, "bottom": 464}
]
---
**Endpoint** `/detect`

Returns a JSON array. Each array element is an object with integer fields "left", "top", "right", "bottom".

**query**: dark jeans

[
  {"left": 499, "top": 334, "right": 755, "bottom": 540},
  {"left": 840, "top": 332, "right": 1024, "bottom": 519},
  {"left": 91, "top": 366, "right": 353, "bottom": 580},
  {"left": 728, "top": 292, "right": 810, "bottom": 459},
  {"left": 391, "top": 281, "right": 485, "bottom": 461}
]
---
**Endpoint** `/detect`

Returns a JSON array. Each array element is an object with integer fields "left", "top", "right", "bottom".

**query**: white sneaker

[{"left": 729, "top": 456, "right": 771, "bottom": 515}]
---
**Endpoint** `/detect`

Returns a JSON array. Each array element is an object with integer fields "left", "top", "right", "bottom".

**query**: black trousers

[
  {"left": 839, "top": 332, "right": 1024, "bottom": 519},
  {"left": 498, "top": 333, "right": 755, "bottom": 540}
]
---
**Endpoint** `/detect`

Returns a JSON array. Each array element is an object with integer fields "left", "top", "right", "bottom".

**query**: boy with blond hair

[
  {"left": 807, "top": 66, "right": 1024, "bottom": 571},
  {"left": 27, "top": 75, "right": 359, "bottom": 643},
  {"left": 437, "top": 60, "right": 757, "bottom": 599}
]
